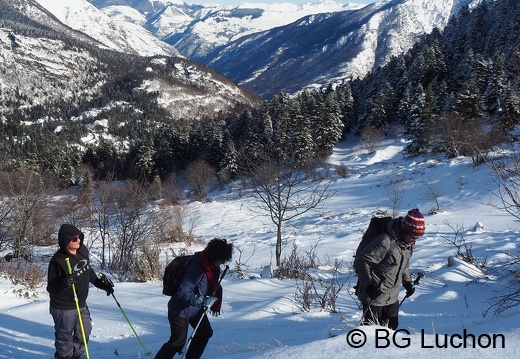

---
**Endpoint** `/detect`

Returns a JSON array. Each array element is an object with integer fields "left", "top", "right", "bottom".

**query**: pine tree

[
  {"left": 286, "top": 100, "right": 313, "bottom": 168},
  {"left": 314, "top": 92, "right": 344, "bottom": 157}
]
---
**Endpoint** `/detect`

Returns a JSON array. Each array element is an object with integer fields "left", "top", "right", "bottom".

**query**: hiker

[
  {"left": 353, "top": 209, "right": 425, "bottom": 329},
  {"left": 154, "top": 238, "right": 233, "bottom": 359},
  {"left": 47, "top": 224, "right": 114, "bottom": 359}
]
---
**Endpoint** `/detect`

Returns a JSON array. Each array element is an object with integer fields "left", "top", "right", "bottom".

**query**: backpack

[
  {"left": 355, "top": 216, "right": 393, "bottom": 257},
  {"left": 354, "top": 216, "right": 393, "bottom": 296},
  {"left": 162, "top": 255, "right": 192, "bottom": 296}
]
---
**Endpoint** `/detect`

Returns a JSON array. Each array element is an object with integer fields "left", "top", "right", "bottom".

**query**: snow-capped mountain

[
  {"left": 87, "top": 0, "right": 482, "bottom": 98},
  {"left": 203, "top": 0, "right": 482, "bottom": 98},
  {"left": 34, "top": 0, "right": 178, "bottom": 57},
  {"left": 0, "top": 0, "right": 260, "bottom": 122},
  {"left": 90, "top": 0, "right": 366, "bottom": 58}
]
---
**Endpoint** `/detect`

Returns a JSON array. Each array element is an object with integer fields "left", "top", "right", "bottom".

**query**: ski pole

[
  {"left": 65, "top": 258, "right": 91, "bottom": 359},
  {"left": 399, "top": 272, "right": 424, "bottom": 306},
  {"left": 98, "top": 273, "right": 152, "bottom": 356},
  {"left": 360, "top": 298, "right": 373, "bottom": 325},
  {"left": 181, "top": 264, "right": 229, "bottom": 359}
]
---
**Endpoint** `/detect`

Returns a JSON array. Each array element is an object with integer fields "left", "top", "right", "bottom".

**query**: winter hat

[
  {"left": 400, "top": 209, "right": 425, "bottom": 237},
  {"left": 58, "top": 224, "right": 84, "bottom": 249}
]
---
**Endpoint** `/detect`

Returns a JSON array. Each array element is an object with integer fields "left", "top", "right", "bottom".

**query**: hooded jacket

[
  {"left": 167, "top": 251, "right": 221, "bottom": 318},
  {"left": 354, "top": 218, "right": 413, "bottom": 306},
  {"left": 47, "top": 224, "right": 107, "bottom": 310}
]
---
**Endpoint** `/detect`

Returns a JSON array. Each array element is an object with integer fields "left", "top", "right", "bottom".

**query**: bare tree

[
  {"left": 2, "top": 170, "right": 53, "bottom": 259},
  {"left": 427, "top": 113, "right": 507, "bottom": 164},
  {"left": 91, "top": 181, "right": 117, "bottom": 269},
  {"left": 247, "top": 156, "right": 335, "bottom": 266},
  {"left": 360, "top": 125, "right": 384, "bottom": 153},
  {"left": 440, "top": 221, "right": 482, "bottom": 267},
  {"left": 419, "top": 178, "right": 444, "bottom": 214},
  {"left": 482, "top": 146, "right": 520, "bottom": 315},
  {"left": 384, "top": 178, "right": 406, "bottom": 217},
  {"left": 486, "top": 148, "right": 520, "bottom": 220},
  {"left": 185, "top": 160, "right": 216, "bottom": 200}
]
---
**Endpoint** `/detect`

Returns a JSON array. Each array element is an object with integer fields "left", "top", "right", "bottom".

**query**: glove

[
  {"left": 195, "top": 296, "right": 218, "bottom": 309},
  {"left": 97, "top": 273, "right": 114, "bottom": 296},
  {"left": 99, "top": 281, "right": 114, "bottom": 296},
  {"left": 102, "top": 283, "right": 114, "bottom": 296},
  {"left": 366, "top": 284, "right": 381, "bottom": 300},
  {"left": 403, "top": 281, "right": 415, "bottom": 297},
  {"left": 63, "top": 274, "right": 77, "bottom": 288}
]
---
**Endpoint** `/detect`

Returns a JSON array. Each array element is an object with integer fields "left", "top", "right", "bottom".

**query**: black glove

[
  {"left": 95, "top": 277, "right": 114, "bottom": 296},
  {"left": 97, "top": 273, "right": 114, "bottom": 296},
  {"left": 99, "top": 282, "right": 114, "bottom": 296},
  {"left": 403, "top": 281, "right": 415, "bottom": 297},
  {"left": 63, "top": 274, "right": 77, "bottom": 288},
  {"left": 366, "top": 284, "right": 381, "bottom": 300}
]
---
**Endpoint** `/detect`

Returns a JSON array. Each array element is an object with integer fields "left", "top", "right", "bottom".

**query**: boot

[{"left": 153, "top": 342, "right": 176, "bottom": 359}]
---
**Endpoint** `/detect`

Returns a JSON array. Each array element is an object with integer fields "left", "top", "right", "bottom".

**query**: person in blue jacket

[
  {"left": 47, "top": 224, "right": 114, "bottom": 359},
  {"left": 154, "top": 238, "right": 233, "bottom": 359}
]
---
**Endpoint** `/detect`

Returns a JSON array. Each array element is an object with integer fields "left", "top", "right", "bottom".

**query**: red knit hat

[{"left": 400, "top": 208, "right": 425, "bottom": 237}]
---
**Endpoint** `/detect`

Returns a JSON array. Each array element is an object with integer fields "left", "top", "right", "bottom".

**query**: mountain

[
  {"left": 89, "top": 0, "right": 364, "bottom": 56},
  {"left": 35, "top": 0, "right": 178, "bottom": 57},
  {"left": 86, "top": 0, "right": 482, "bottom": 99},
  {"left": 201, "top": 0, "right": 482, "bottom": 98},
  {"left": 0, "top": 0, "right": 260, "bottom": 125}
]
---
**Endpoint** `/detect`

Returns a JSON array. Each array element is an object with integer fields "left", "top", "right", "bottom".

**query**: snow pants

[
  {"left": 50, "top": 306, "right": 92, "bottom": 359},
  {"left": 154, "top": 309, "right": 213, "bottom": 359},
  {"left": 362, "top": 300, "right": 400, "bottom": 329}
]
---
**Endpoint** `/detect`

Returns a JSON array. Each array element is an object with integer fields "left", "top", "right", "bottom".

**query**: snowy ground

[{"left": 2, "top": 136, "right": 520, "bottom": 358}]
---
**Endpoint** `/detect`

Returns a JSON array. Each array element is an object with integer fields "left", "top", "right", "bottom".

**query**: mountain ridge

[
  {"left": 86, "top": 0, "right": 482, "bottom": 98},
  {"left": 0, "top": 0, "right": 260, "bottom": 124}
]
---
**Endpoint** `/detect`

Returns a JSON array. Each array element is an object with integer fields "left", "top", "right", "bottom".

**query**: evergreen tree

[
  {"left": 314, "top": 92, "right": 344, "bottom": 156},
  {"left": 286, "top": 100, "right": 313, "bottom": 167}
]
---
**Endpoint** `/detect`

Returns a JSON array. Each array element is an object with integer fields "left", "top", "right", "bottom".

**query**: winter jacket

[
  {"left": 354, "top": 218, "right": 413, "bottom": 306},
  {"left": 167, "top": 252, "right": 218, "bottom": 318},
  {"left": 47, "top": 224, "right": 108, "bottom": 310}
]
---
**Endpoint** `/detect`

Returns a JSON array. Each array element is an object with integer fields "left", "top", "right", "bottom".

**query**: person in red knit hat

[{"left": 354, "top": 209, "right": 425, "bottom": 329}]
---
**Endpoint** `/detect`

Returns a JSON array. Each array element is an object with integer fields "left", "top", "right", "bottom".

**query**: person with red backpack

[
  {"left": 154, "top": 238, "right": 233, "bottom": 359},
  {"left": 353, "top": 209, "right": 425, "bottom": 329}
]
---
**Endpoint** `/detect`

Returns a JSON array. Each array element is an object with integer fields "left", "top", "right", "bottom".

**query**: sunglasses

[{"left": 70, "top": 236, "right": 81, "bottom": 243}]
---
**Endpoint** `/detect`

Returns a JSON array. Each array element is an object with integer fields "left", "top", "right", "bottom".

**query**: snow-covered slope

[
  {"left": 88, "top": 0, "right": 366, "bottom": 58},
  {"left": 2, "top": 136, "right": 520, "bottom": 358},
  {"left": 35, "top": 0, "right": 179, "bottom": 57},
  {"left": 162, "top": 1, "right": 367, "bottom": 59}
]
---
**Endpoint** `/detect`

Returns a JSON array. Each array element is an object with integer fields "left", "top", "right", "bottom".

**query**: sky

[{"left": 2, "top": 134, "right": 520, "bottom": 358}]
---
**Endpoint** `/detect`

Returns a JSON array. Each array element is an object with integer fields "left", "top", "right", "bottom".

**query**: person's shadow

[{"left": 0, "top": 312, "right": 55, "bottom": 358}]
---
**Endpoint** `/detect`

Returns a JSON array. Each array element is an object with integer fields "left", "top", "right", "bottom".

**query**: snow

[
  {"left": 34, "top": 0, "right": 178, "bottom": 57},
  {"left": 2, "top": 136, "right": 520, "bottom": 358}
]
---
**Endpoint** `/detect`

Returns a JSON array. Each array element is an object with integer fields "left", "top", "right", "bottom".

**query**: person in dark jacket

[
  {"left": 154, "top": 238, "right": 233, "bottom": 359},
  {"left": 354, "top": 209, "right": 425, "bottom": 329},
  {"left": 47, "top": 224, "right": 114, "bottom": 359}
]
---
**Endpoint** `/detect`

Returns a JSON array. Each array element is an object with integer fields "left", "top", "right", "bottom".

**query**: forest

[{"left": 0, "top": 0, "right": 518, "bottom": 191}]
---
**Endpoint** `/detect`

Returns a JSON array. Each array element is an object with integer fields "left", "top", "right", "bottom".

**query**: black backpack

[
  {"left": 354, "top": 216, "right": 393, "bottom": 296},
  {"left": 355, "top": 216, "right": 393, "bottom": 257},
  {"left": 162, "top": 255, "right": 192, "bottom": 296}
]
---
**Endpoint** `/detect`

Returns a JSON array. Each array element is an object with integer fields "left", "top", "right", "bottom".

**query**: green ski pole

[
  {"left": 98, "top": 273, "right": 152, "bottom": 356},
  {"left": 65, "top": 258, "right": 91, "bottom": 359}
]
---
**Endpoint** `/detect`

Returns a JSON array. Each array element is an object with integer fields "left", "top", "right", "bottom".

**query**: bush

[{"left": 0, "top": 258, "right": 45, "bottom": 291}]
